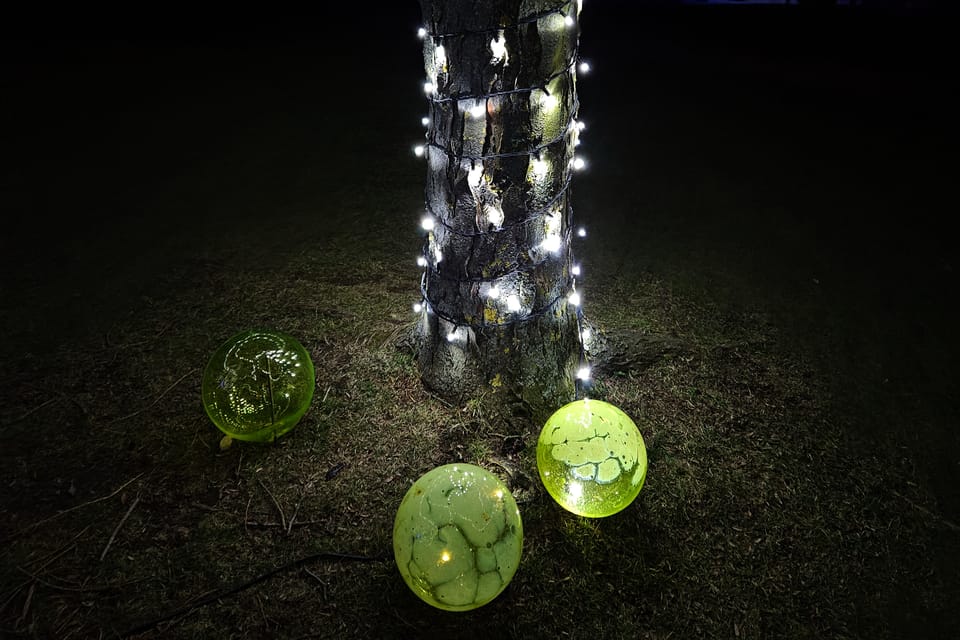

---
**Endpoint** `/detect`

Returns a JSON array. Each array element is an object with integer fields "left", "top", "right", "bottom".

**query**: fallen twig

[
  {"left": 100, "top": 494, "right": 141, "bottom": 561},
  {"left": 0, "top": 580, "right": 31, "bottom": 616},
  {"left": 108, "top": 369, "right": 197, "bottom": 425},
  {"left": 6, "top": 475, "right": 143, "bottom": 542},
  {"left": 15, "top": 582, "right": 35, "bottom": 630},
  {"left": 245, "top": 520, "right": 321, "bottom": 529},
  {"left": 117, "top": 550, "right": 391, "bottom": 638},
  {"left": 257, "top": 479, "right": 286, "bottom": 531},
  {"left": 25, "top": 525, "right": 90, "bottom": 571},
  {"left": 287, "top": 500, "right": 302, "bottom": 535},
  {"left": 3, "top": 397, "right": 60, "bottom": 427},
  {"left": 15, "top": 567, "right": 150, "bottom": 593}
]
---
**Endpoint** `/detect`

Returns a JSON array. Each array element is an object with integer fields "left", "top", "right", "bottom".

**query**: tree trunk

[{"left": 415, "top": 0, "right": 585, "bottom": 420}]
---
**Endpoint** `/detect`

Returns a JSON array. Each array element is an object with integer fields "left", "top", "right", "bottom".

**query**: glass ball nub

[{"left": 201, "top": 330, "right": 315, "bottom": 442}]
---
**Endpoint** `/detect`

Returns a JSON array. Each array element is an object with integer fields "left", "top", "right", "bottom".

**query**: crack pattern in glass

[
  {"left": 393, "top": 464, "right": 523, "bottom": 611},
  {"left": 537, "top": 399, "right": 648, "bottom": 517},
  {"left": 201, "top": 330, "right": 315, "bottom": 442}
]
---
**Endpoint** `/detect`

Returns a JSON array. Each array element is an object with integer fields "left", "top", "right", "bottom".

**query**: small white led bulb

[
  {"left": 542, "top": 236, "right": 562, "bottom": 254},
  {"left": 506, "top": 295, "right": 522, "bottom": 312},
  {"left": 414, "top": 145, "right": 425, "bottom": 157},
  {"left": 421, "top": 216, "right": 435, "bottom": 231},
  {"left": 568, "top": 291, "right": 582, "bottom": 307}
]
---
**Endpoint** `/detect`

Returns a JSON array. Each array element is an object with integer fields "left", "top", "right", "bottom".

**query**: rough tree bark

[{"left": 415, "top": 0, "right": 584, "bottom": 420}]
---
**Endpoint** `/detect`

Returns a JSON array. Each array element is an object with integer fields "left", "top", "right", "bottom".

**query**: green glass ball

[
  {"left": 201, "top": 329, "right": 315, "bottom": 442},
  {"left": 393, "top": 464, "right": 523, "bottom": 611},
  {"left": 536, "top": 399, "right": 648, "bottom": 518}
]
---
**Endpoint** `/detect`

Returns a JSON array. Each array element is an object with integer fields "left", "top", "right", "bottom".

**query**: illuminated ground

[{"left": 1, "top": 5, "right": 957, "bottom": 638}]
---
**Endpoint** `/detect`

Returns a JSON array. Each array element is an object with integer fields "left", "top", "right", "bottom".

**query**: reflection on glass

[{"left": 201, "top": 330, "right": 315, "bottom": 442}]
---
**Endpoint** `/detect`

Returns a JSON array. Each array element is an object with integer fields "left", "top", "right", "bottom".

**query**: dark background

[{"left": 1, "top": 0, "right": 958, "bottom": 635}]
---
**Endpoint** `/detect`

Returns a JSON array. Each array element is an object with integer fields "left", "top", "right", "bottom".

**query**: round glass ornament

[
  {"left": 201, "top": 329, "right": 315, "bottom": 442},
  {"left": 393, "top": 464, "right": 523, "bottom": 611},
  {"left": 536, "top": 399, "right": 648, "bottom": 517}
]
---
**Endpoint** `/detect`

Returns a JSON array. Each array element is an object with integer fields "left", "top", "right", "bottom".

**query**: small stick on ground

[
  {"left": 108, "top": 369, "right": 197, "bottom": 425},
  {"left": 100, "top": 494, "right": 141, "bottom": 561},
  {"left": 26, "top": 525, "right": 90, "bottom": 571},
  {"left": 287, "top": 487, "right": 306, "bottom": 535},
  {"left": 7, "top": 475, "right": 143, "bottom": 542},
  {"left": 258, "top": 479, "right": 286, "bottom": 531},
  {"left": 16, "top": 581, "right": 35, "bottom": 630},
  {"left": 117, "top": 550, "right": 390, "bottom": 638},
  {"left": 4, "top": 397, "right": 60, "bottom": 427},
  {"left": 0, "top": 580, "right": 31, "bottom": 616}
]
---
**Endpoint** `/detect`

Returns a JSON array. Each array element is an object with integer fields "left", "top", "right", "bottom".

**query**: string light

[
  {"left": 490, "top": 32, "right": 508, "bottom": 65},
  {"left": 435, "top": 45, "right": 447, "bottom": 70},
  {"left": 539, "top": 92, "right": 559, "bottom": 111},
  {"left": 413, "top": 0, "right": 595, "bottom": 401}
]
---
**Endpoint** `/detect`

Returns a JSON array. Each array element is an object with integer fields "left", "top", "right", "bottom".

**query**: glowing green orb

[
  {"left": 201, "top": 329, "right": 315, "bottom": 442},
  {"left": 393, "top": 464, "right": 523, "bottom": 611},
  {"left": 536, "top": 399, "right": 648, "bottom": 518}
]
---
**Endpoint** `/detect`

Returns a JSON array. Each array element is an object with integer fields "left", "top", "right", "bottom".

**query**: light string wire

[
  {"left": 421, "top": 226, "right": 573, "bottom": 284},
  {"left": 425, "top": 97, "right": 581, "bottom": 162},
  {"left": 414, "top": 0, "right": 593, "bottom": 397},
  {"left": 424, "top": 173, "right": 573, "bottom": 239},
  {"left": 425, "top": 55, "right": 581, "bottom": 106}
]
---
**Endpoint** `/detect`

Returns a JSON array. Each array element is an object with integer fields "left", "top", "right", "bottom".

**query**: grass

[{"left": 2, "top": 7, "right": 959, "bottom": 639}]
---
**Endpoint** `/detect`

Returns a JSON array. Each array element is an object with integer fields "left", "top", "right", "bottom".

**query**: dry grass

[{"left": 1, "top": 231, "right": 956, "bottom": 638}]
